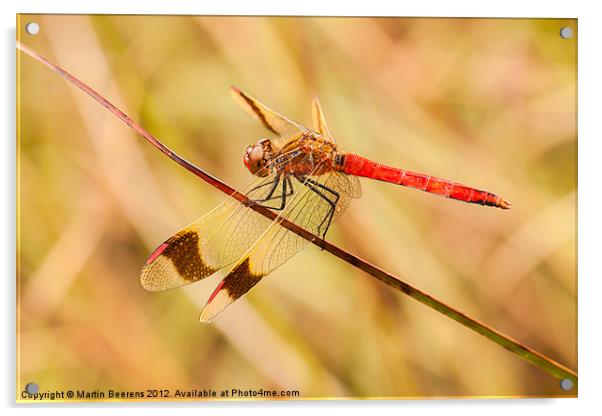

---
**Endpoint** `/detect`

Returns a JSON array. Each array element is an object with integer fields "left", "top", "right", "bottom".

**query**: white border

[{"left": 3, "top": 1, "right": 601, "bottom": 415}]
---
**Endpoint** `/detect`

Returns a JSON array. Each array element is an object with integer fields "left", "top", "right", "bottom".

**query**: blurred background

[{"left": 17, "top": 15, "right": 576, "bottom": 398}]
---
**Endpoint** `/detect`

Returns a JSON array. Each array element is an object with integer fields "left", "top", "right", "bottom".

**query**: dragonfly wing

[
  {"left": 347, "top": 172, "right": 362, "bottom": 199},
  {"left": 140, "top": 168, "right": 288, "bottom": 291},
  {"left": 199, "top": 170, "right": 359, "bottom": 322},
  {"left": 311, "top": 96, "right": 334, "bottom": 141},
  {"left": 230, "top": 86, "right": 307, "bottom": 146}
]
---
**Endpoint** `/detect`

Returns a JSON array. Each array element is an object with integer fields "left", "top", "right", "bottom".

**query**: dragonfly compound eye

[
  {"left": 244, "top": 143, "right": 265, "bottom": 174},
  {"left": 243, "top": 145, "right": 253, "bottom": 171}
]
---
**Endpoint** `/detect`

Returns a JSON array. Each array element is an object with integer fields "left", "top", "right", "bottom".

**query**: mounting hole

[
  {"left": 25, "top": 382, "right": 39, "bottom": 395},
  {"left": 560, "top": 378, "right": 573, "bottom": 391},
  {"left": 559, "top": 26, "right": 573, "bottom": 39},
  {"left": 25, "top": 22, "right": 40, "bottom": 35}
]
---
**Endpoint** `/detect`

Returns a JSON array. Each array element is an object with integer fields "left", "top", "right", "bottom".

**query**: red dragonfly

[{"left": 141, "top": 87, "right": 511, "bottom": 322}]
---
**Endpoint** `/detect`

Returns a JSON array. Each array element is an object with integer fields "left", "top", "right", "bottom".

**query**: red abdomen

[{"left": 339, "top": 153, "right": 511, "bottom": 209}]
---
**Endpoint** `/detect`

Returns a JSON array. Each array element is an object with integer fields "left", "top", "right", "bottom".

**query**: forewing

[
  {"left": 140, "top": 169, "right": 287, "bottom": 292},
  {"left": 199, "top": 170, "right": 360, "bottom": 322},
  {"left": 311, "top": 96, "right": 334, "bottom": 141},
  {"left": 230, "top": 86, "right": 307, "bottom": 146}
]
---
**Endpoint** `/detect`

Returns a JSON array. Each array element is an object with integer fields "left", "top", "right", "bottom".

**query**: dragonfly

[{"left": 141, "top": 87, "right": 511, "bottom": 322}]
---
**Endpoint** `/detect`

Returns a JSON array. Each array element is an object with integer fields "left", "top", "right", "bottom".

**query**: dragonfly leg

[
  {"left": 285, "top": 176, "right": 294, "bottom": 197},
  {"left": 296, "top": 176, "right": 340, "bottom": 241},
  {"left": 252, "top": 174, "right": 295, "bottom": 211},
  {"left": 249, "top": 174, "right": 281, "bottom": 200},
  {"left": 264, "top": 175, "right": 295, "bottom": 210}
]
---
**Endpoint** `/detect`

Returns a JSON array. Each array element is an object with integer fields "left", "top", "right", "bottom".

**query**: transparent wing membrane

[
  {"left": 200, "top": 168, "right": 361, "bottom": 322},
  {"left": 311, "top": 96, "right": 334, "bottom": 140}
]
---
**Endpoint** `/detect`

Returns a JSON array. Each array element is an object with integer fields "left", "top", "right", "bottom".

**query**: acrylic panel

[{"left": 16, "top": 15, "right": 577, "bottom": 401}]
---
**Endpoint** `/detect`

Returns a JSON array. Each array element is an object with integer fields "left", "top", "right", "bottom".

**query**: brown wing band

[
  {"left": 238, "top": 91, "right": 279, "bottom": 135},
  {"left": 220, "top": 257, "right": 262, "bottom": 300},
  {"left": 162, "top": 230, "right": 216, "bottom": 283}
]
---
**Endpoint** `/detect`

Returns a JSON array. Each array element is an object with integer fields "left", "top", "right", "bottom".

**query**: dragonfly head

[{"left": 243, "top": 138, "right": 272, "bottom": 177}]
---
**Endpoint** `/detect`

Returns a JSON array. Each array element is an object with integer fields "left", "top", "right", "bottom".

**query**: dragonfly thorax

[{"left": 278, "top": 132, "right": 340, "bottom": 177}]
